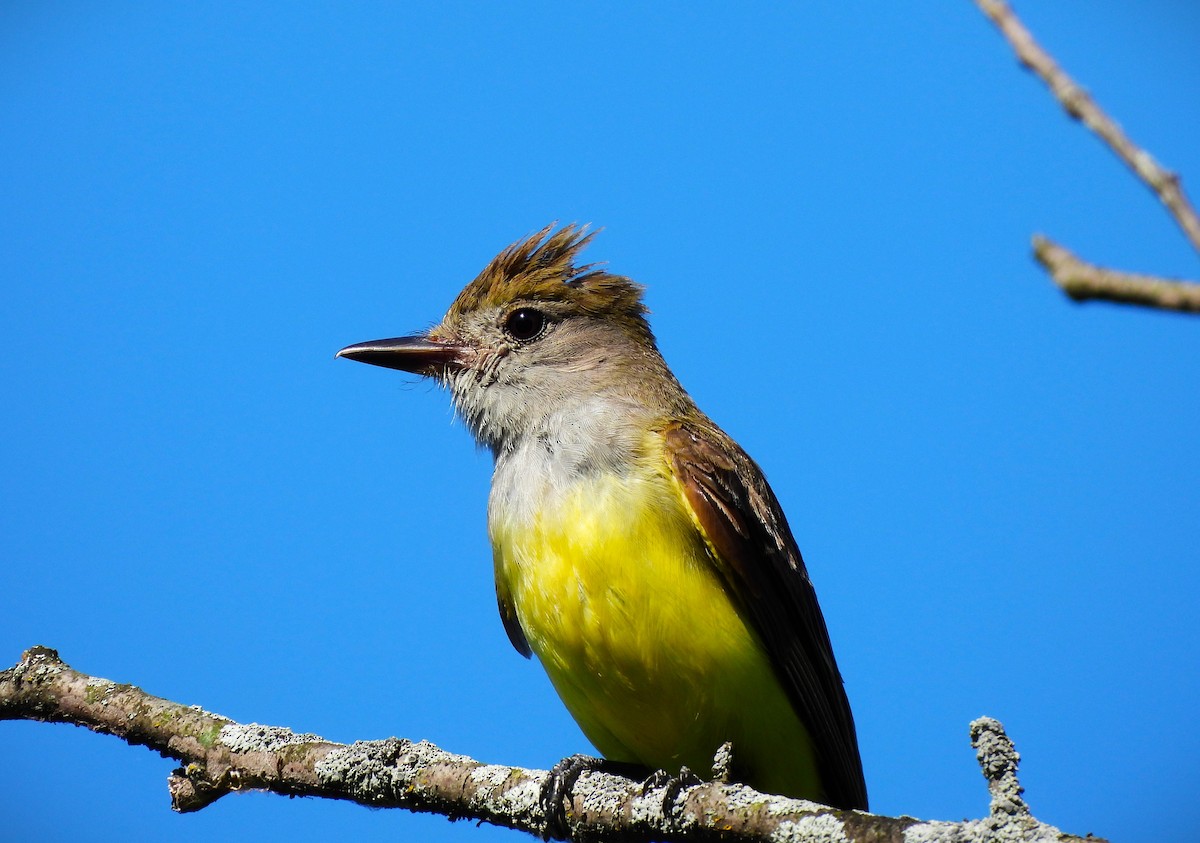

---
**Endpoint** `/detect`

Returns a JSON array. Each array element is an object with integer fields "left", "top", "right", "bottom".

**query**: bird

[{"left": 337, "top": 224, "right": 867, "bottom": 810}]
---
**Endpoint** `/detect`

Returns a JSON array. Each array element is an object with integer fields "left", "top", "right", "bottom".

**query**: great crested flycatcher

[{"left": 337, "top": 224, "right": 867, "bottom": 810}]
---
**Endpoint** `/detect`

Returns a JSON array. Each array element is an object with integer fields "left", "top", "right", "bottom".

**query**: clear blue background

[{"left": 3, "top": 3, "right": 1198, "bottom": 842}]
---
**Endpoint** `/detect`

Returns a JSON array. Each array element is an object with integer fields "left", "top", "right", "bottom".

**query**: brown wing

[{"left": 665, "top": 421, "right": 867, "bottom": 810}]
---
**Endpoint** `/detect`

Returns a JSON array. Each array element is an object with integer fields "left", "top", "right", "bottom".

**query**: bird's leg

[{"left": 539, "top": 754, "right": 648, "bottom": 840}]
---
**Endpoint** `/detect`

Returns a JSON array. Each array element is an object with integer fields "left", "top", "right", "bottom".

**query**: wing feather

[
  {"left": 664, "top": 422, "right": 867, "bottom": 810},
  {"left": 495, "top": 568, "right": 532, "bottom": 658}
]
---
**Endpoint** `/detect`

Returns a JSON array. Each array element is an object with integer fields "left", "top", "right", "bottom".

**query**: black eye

[{"left": 504, "top": 307, "right": 547, "bottom": 342}]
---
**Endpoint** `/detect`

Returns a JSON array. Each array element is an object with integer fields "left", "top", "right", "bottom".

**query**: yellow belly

[{"left": 491, "top": 465, "right": 821, "bottom": 798}]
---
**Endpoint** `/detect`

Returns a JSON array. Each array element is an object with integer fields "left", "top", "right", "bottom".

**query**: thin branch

[
  {"left": 1, "top": 647, "right": 1100, "bottom": 843},
  {"left": 973, "top": 0, "right": 1200, "bottom": 313},
  {"left": 974, "top": 0, "right": 1200, "bottom": 253},
  {"left": 1035, "top": 236, "right": 1200, "bottom": 313}
]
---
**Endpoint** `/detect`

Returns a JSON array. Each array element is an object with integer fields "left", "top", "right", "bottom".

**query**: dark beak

[{"left": 335, "top": 335, "right": 468, "bottom": 376}]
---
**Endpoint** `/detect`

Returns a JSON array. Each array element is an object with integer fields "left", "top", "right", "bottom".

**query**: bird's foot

[
  {"left": 540, "top": 755, "right": 647, "bottom": 839},
  {"left": 638, "top": 768, "right": 674, "bottom": 793},
  {"left": 641, "top": 766, "right": 703, "bottom": 823},
  {"left": 540, "top": 754, "right": 596, "bottom": 839}
]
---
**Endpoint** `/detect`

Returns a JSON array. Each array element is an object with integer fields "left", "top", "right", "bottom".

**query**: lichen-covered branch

[
  {"left": 973, "top": 0, "right": 1200, "bottom": 313},
  {"left": 1, "top": 647, "right": 1101, "bottom": 843}
]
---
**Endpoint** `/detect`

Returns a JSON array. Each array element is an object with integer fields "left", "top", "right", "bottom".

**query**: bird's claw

[
  {"left": 539, "top": 754, "right": 603, "bottom": 840},
  {"left": 641, "top": 766, "right": 704, "bottom": 822}
]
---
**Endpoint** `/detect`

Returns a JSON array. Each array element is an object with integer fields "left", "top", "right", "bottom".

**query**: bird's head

[{"left": 338, "top": 224, "right": 679, "bottom": 452}]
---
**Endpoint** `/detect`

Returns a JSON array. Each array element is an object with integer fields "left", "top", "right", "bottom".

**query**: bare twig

[
  {"left": 2, "top": 647, "right": 1099, "bottom": 843},
  {"left": 1035, "top": 237, "right": 1200, "bottom": 312},
  {"left": 974, "top": 0, "right": 1200, "bottom": 252},
  {"left": 974, "top": 0, "right": 1200, "bottom": 313}
]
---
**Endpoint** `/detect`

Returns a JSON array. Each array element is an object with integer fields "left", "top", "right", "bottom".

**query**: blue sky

[{"left": 3, "top": 3, "right": 1198, "bottom": 842}]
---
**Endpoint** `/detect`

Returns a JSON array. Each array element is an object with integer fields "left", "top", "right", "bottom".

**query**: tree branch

[
  {"left": 2, "top": 647, "right": 1100, "bottom": 842},
  {"left": 1034, "top": 236, "right": 1200, "bottom": 313},
  {"left": 973, "top": 0, "right": 1200, "bottom": 313}
]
